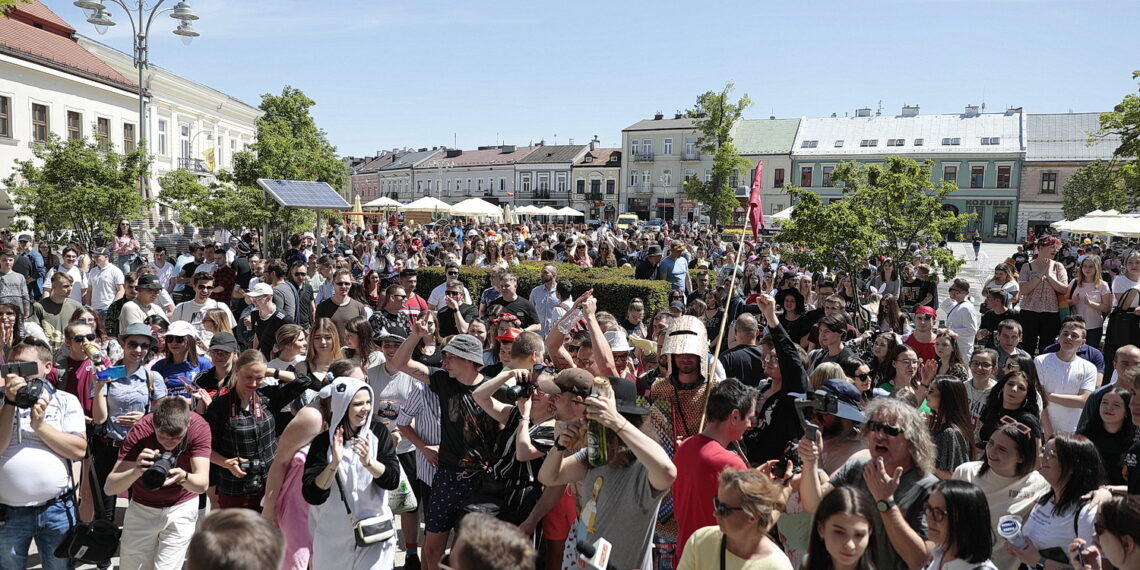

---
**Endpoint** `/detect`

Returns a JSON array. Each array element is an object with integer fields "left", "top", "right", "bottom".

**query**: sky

[{"left": 40, "top": 0, "right": 1140, "bottom": 158}]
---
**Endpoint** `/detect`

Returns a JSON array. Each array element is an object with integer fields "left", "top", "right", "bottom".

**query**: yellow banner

[{"left": 202, "top": 147, "right": 215, "bottom": 171}]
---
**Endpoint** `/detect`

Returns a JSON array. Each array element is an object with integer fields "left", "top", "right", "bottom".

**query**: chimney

[
  {"left": 901, "top": 105, "right": 919, "bottom": 117},
  {"left": 855, "top": 107, "right": 872, "bottom": 118},
  {"left": 965, "top": 105, "right": 980, "bottom": 117},
  {"left": 674, "top": 112, "right": 683, "bottom": 119},
  {"left": 770, "top": 115, "right": 776, "bottom": 120},
  {"left": 654, "top": 111, "right": 664, "bottom": 120},
  {"left": 501, "top": 145, "right": 516, "bottom": 153},
  {"left": 445, "top": 149, "right": 462, "bottom": 158}
]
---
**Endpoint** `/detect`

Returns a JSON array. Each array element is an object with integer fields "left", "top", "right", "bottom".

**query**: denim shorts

[{"left": 0, "top": 493, "right": 77, "bottom": 570}]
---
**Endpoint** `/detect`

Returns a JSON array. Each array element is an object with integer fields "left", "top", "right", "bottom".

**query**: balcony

[
  {"left": 178, "top": 157, "right": 210, "bottom": 173},
  {"left": 633, "top": 153, "right": 655, "bottom": 162},
  {"left": 680, "top": 152, "right": 701, "bottom": 161},
  {"left": 585, "top": 192, "right": 604, "bottom": 201}
]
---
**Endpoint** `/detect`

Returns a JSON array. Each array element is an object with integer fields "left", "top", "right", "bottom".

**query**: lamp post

[
  {"left": 422, "top": 158, "right": 454, "bottom": 201},
  {"left": 74, "top": 0, "right": 201, "bottom": 200}
]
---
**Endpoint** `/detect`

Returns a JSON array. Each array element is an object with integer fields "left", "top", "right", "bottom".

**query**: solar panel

[{"left": 257, "top": 179, "right": 352, "bottom": 210}]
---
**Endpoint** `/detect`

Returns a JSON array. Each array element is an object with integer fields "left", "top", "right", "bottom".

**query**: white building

[
  {"left": 620, "top": 113, "right": 719, "bottom": 222},
  {"left": 571, "top": 145, "right": 621, "bottom": 223},
  {"left": 0, "top": 1, "right": 139, "bottom": 225},
  {"left": 413, "top": 145, "right": 536, "bottom": 206},
  {"left": 78, "top": 36, "right": 260, "bottom": 213}
]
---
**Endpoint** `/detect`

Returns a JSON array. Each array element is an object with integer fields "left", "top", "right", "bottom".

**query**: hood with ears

[{"left": 319, "top": 376, "right": 374, "bottom": 446}]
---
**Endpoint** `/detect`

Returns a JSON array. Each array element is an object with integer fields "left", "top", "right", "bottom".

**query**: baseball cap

[
  {"left": 246, "top": 283, "right": 274, "bottom": 298},
  {"left": 670, "top": 301, "right": 686, "bottom": 313},
  {"left": 536, "top": 368, "right": 593, "bottom": 398},
  {"left": 118, "top": 322, "right": 155, "bottom": 342},
  {"left": 374, "top": 327, "right": 408, "bottom": 344},
  {"left": 17, "top": 234, "right": 31, "bottom": 242},
  {"left": 136, "top": 274, "right": 161, "bottom": 290},
  {"left": 915, "top": 305, "right": 937, "bottom": 317},
  {"left": 166, "top": 320, "right": 196, "bottom": 338},
  {"left": 91, "top": 246, "right": 111, "bottom": 257},
  {"left": 442, "top": 334, "right": 484, "bottom": 365},
  {"left": 209, "top": 332, "right": 240, "bottom": 353}
]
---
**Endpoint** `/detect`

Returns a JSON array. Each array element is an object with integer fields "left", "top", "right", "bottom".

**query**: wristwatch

[{"left": 876, "top": 498, "right": 897, "bottom": 512}]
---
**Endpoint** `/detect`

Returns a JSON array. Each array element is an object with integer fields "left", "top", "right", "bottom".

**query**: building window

[
  {"left": 800, "top": 140, "right": 818, "bottom": 148},
  {"left": 157, "top": 120, "right": 168, "bottom": 155},
  {"left": 606, "top": 180, "right": 615, "bottom": 194},
  {"left": 643, "top": 170, "right": 652, "bottom": 186},
  {"left": 859, "top": 139, "right": 878, "bottom": 147},
  {"left": 31, "top": 103, "right": 49, "bottom": 142},
  {"left": 521, "top": 173, "right": 531, "bottom": 193},
  {"left": 577, "top": 179, "right": 585, "bottom": 194},
  {"left": 834, "top": 140, "right": 844, "bottom": 148},
  {"left": 67, "top": 111, "right": 82, "bottom": 140},
  {"left": 822, "top": 165, "right": 834, "bottom": 187},
  {"left": 914, "top": 138, "right": 924, "bottom": 146},
  {"left": 981, "top": 137, "right": 1001, "bottom": 145},
  {"left": 556, "top": 172, "right": 567, "bottom": 193},
  {"left": 180, "top": 124, "right": 191, "bottom": 159},
  {"left": 774, "top": 168, "right": 785, "bottom": 188},
  {"left": 887, "top": 138, "right": 905, "bottom": 146},
  {"left": 943, "top": 165, "right": 958, "bottom": 184},
  {"left": 663, "top": 138, "right": 673, "bottom": 155},
  {"left": 684, "top": 168, "right": 695, "bottom": 181},
  {"left": 800, "top": 166, "right": 813, "bottom": 187},
  {"left": 630, "top": 140, "right": 639, "bottom": 156},
  {"left": 970, "top": 165, "right": 985, "bottom": 188},
  {"left": 941, "top": 137, "right": 961, "bottom": 146},
  {"left": 704, "top": 169, "right": 711, "bottom": 182},
  {"left": 537, "top": 172, "right": 550, "bottom": 192},
  {"left": 0, "top": 96, "right": 10, "bottom": 138},
  {"left": 123, "top": 123, "right": 136, "bottom": 152},
  {"left": 685, "top": 139, "right": 695, "bottom": 154},
  {"left": 643, "top": 139, "right": 652, "bottom": 156},
  {"left": 1041, "top": 172, "right": 1057, "bottom": 194},
  {"left": 500, "top": 178, "right": 505, "bottom": 191},
  {"left": 591, "top": 179, "right": 601, "bottom": 196},
  {"left": 662, "top": 169, "right": 672, "bottom": 187},
  {"left": 96, "top": 117, "right": 111, "bottom": 150},
  {"left": 996, "top": 165, "right": 1011, "bottom": 188},
  {"left": 630, "top": 170, "right": 639, "bottom": 186}
]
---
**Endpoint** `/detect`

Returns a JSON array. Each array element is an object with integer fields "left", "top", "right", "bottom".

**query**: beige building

[
  {"left": 733, "top": 118, "right": 800, "bottom": 226},
  {"left": 620, "top": 114, "right": 718, "bottom": 222},
  {"left": 571, "top": 145, "right": 621, "bottom": 223}
]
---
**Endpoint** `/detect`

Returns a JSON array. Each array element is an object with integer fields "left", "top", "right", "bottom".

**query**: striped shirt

[{"left": 396, "top": 381, "right": 440, "bottom": 485}]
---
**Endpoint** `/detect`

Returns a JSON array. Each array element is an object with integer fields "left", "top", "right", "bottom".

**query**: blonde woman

[
  {"left": 1070, "top": 254, "right": 1112, "bottom": 348},
  {"left": 983, "top": 263, "right": 1020, "bottom": 306}
]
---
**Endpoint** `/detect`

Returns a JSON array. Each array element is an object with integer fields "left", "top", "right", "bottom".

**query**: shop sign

[{"left": 965, "top": 199, "right": 1014, "bottom": 206}]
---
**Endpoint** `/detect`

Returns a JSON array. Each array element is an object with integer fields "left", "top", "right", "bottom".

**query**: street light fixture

[{"left": 73, "top": 0, "right": 202, "bottom": 201}]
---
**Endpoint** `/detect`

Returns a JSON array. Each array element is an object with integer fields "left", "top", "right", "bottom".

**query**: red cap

[
  {"left": 915, "top": 306, "right": 937, "bottom": 317},
  {"left": 496, "top": 327, "right": 523, "bottom": 343}
]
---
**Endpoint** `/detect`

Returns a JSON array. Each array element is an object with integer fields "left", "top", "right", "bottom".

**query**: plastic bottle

[
  {"left": 557, "top": 307, "right": 584, "bottom": 335},
  {"left": 996, "top": 514, "right": 1028, "bottom": 549},
  {"left": 587, "top": 376, "right": 612, "bottom": 467}
]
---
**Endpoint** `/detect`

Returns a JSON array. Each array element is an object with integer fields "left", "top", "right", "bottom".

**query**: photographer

[
  {"left": 106, "top": 396, "right": 210, "bottom": 570},
  {"left": 0, "top": 338, "right": 86, "bottom": 570}
]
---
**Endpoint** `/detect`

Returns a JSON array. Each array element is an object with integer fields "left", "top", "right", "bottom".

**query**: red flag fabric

[{"left": 748, "top": 161, "right": 764, "bottom": 238}]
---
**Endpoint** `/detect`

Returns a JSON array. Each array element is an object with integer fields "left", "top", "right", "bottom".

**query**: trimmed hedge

[{"left": 417, "top": 261, "right": 672, "bottom": 318}]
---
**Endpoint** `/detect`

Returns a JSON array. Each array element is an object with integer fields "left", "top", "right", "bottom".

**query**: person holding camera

[
  {"left": 105, "top": 396, "right": 210, "bottom": 570},
  {"left": 0, "top": 338, "right": 86, "bottom": 570}
]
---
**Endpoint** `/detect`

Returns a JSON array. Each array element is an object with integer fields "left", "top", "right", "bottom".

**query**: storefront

[
  {"left": 656, "top": 198, "right": 675, "bottom": 221},
  {"left": 587, "top": 201, "right": 616, "bottom": 223},
  {"left": 627, "top": 197, "right": 651, "bottom": 220},
  {"left": 943, "top": 197, "right": 1019, "bottom": 243}
]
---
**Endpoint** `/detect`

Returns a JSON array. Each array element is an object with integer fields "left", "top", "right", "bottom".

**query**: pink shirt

[{"left": 1018, "top": 260, "right": 1067, "bottom": 313}]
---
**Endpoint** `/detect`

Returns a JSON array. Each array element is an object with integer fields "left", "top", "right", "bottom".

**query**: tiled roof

[
  {"left": 355, "top": 151, "right": 406, "bottom": 173},
  {"left": 733, "top": 119, "right": 801, "bottom": 155},
  {"left": 573, "top": 148, "right": 621, "bottom": 167},
  {"left": 793, "top": 111, "right": 1025, "bottom": 156},
  {"left": 380, "top": 149, "right": 441, "bottom": 171},
  {"left": 417, "top": 146, "right": 536, "bottom": 168},
  {"left": 518, "top": 145, "right": 588, "bottom": 164},
  {"left": 1025, "top": 113, "right": 1122, "bottom": 161},
  {"left": 624, "top": 117, "right": 697, "bottom": 132},
  {"left": 0, "top": 1, "right": 136, "bottom": 93}
]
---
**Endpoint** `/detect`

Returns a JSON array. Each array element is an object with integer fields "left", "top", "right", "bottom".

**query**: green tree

[
  {"left": 683, "top": 82, "right": 753, "bottom": 226},
  {"left": 1061, "top": 161, "right": 1134, "bottom": 219},
  {"left": 158, "top": 170, "right": 276, "bottom": 241},
  {"left": 1097, "top": 70, "right": 1140, "bottom": 205},
  {"left": 4, "top": 135, "right": 152, "bottom": 248},
  {"left": 229, "top": 86, "right": 347, "bottom": 254},
  {"left": 778, "top": 156, "right": 972, "bottom": 290}
]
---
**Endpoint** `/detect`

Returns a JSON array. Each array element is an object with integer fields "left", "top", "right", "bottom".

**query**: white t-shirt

[
  {"left": 44, "top": 265, "right": 87, "bottom": 302},
  {"left": 367, "top": 360, "right": 417, "bottom": 455},
  {"left": 1112, "top": 275, "right": 1140, "bottom": 308},
  {"left": 1023, "top": 496, "right": 1097, "bottom": 553},
  {"left": 1033, "top": 353, "right": 1098, "bottom": 435},
  {"left": 952, "top": 461, "right": 1051, "bottom": 570},
  {"left": 0, "top": 391, "right": 86, "bottom": 505},
  {"left": 87, "top": 264, "right": 125, "bottom": 309},
  {"left": 149, "top": 260, "right": 177, "bottom": 290},
  {"left": 171, "top": 298, "right": 237, "bottom": 330}
]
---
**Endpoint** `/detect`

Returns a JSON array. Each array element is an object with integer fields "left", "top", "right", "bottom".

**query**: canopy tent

[
  {"left": 555, "top": 207, "right": 586, "bottom": 217},
  {"left": 538, "top": 206, "right": 561, "bottom": 215},
  {"left": 514, "top": 205, "right": 542, "bottom": 215},
  {"left": 1052, "top": 210, "right": 1140, "bottom": 237},
  {"left": 449, "top": 198, "right": 504, "bottom": 219},
  {"left": 771, "top": 206, "right": 794, "bottom": 221},
  {"left": 398, "top": 196, "right": 452, "bottom": 213},
  {"left": 363, "top": 196, "right": 401, "bottom": 209}
]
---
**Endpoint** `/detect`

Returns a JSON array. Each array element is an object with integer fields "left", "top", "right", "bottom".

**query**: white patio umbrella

[
  {"left": 449, "top": 198, "right": 504, "bottom": 219},
  {"left": 538, "top": 206, "right": 561, "bottom": 215},
  {"left": 514, "top": 205, "right": 541, "bottom": 215},
  {"left": 363, "top": 196, "right": 401, "bottom": 209},
  {"left": 555, "top": 207, "right": 586, "bottom": 217},
  {"left": 1059, "top": 210, "right": 1140, "bottom": 237},
  {"left": 398, "top": 196, "right": 452, "bottom": 213}
]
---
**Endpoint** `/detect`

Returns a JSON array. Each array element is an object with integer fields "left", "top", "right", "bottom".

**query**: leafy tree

[
  {"left": 1061, "top": 161, "right": 1134, "bottom": 219},
  {"left": 683, "top": 82, "right": 753, "bottom": 226},
  {"left": 158, "top": 170, "right": 276, "bottom": 241},
  {"left": 234, "top": 86, "right": 346, "bottom": 254},
  {"left": 778, "top": 157, "right": 971, "bottom": 293},
  {"left": 1097, "top": 70, "right": 1140, "bottom": 206},
  {"left": 4, "top": 135, "right": 152, "bottom": 248}
]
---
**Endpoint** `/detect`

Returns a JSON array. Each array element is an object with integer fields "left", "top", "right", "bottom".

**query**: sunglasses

[
  {"left": 335, "top": 282, "right": 353, "bottom": 287},
  {"left": 853, "top": 372, "right": 872, "bottom": 380},
  {"left": 445, "top": 291, "right": 462, "bottom": 297},
  {"left": 915, "top": 315, "right": 934, "bottom": 321},
  {"left": 867, "top": 420, "right": 904, "bottom": 437},
  {"left": 125, "top": 340, "right": 151, "bottom": 349},
  {"left": 165, "top": 335, "right": 188, "bottom": 344},
  {"left": 567, "top": 345, "right": 581, "bottom": 353},
  {"left": 999, "top": 415, "right": 1033, "bottom": 436},
  {"left": 923, "top": 503, "right": 947, "bottom": 523},
  {"left": 71, "top": 333, "right": 97, "bottom": 343},
  {"left": 196, "top": 285, "right": 213, "bottom": 290},
  {"left": 446, "top": 272, "right": 459, "bottom": 276},
  {"left": 713, "top": 496, "right": 744, "bottom": 517},
  {"left": 533, "top": 364, "right": 556, "bottom": 375},
  {"left": 389, "top": 294, "right": 408, "bottom": 300},
  {"left": 293, "top": 273, "right": 308, "bottom": 277}
]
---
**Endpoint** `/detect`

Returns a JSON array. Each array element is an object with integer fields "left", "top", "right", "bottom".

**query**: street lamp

[
  {"left": 74, "top": 0, "right": 201, "bottom": 200},
  {"left": 422, "top": 158, "right": 454, "bottom": 201}
]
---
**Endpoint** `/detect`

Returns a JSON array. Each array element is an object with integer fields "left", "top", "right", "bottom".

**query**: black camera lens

[{"left": 141, "top": 452, "right": 175, "bottom": 491}]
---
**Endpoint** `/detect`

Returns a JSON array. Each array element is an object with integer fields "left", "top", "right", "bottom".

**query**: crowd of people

[{"left": 1, "top": 218, "right": 1140, "bottom": 570}]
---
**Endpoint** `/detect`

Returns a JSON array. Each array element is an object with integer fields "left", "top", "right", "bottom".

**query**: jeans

[
  {"left": 0, "top": 494, "right": 76, "bottom": 570},
  {"left": 115, "top": 254, "right": 136, "bottom": 274}
]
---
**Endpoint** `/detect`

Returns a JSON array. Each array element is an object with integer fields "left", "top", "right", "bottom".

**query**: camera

[
  {"left": 237, "top": 458, "right": 265, "bottom": 477},
  {"left": 771, "top": 440, "right": 804, "bottom": 479},
  {"left": 140, "top": 451, "right": 177, "bottom": 491},
  {"left": 0, "top": 361, "right": 39, "bottom": 378},
  {"left": 14, "top": 378, "right": 50, "bottom": 409},
  {"left": 493, "top": 382, "right": 534, "bottom": 404},
  {"left": 793, "top": 389, "right": 839, "bottom": 441}
]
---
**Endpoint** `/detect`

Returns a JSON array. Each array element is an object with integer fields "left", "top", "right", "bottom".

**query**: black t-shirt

[
  {"left": 251, "top": 310, "right": 293, "bottom": 359},
  {"left": 899, "top": 278, "right": 925, "bottom": 311},
  {"left": 635, "top": 259, "right": 658, "bottom": 280},
  {"left": 718, "top": 344, "right": 764, "bottom": 386},
  {"left": 487, "top": 297, "right": 539, "bottom": 329},
  {"left": 438, "top": 303, "right": 479, "bottom": 338},
  {"left": 427, "top": 368, "right": 499, "bottom": 472},
  {"left": 1123, "top": 431, "right": 1140, "bottom": 495},
  {"left": 979, "top": 309, "right": 1019, "bottom": 347},
  {"left": 232, "top": 256, "right": 253, "bottom": 289},
  {"left": 1012, "top": 252, "right": 1029, "bottom": 272}
]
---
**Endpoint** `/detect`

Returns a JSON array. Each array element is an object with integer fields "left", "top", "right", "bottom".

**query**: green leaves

[
  {"left": 4, "top": 134, "right": 152, "bottom": 248},
  {"left": 686, "top": 82, "right": 753, "bottom": 225},
  {"left": 1061, "top": 161, "right": 1135, "bottom": 220},
  {"left": 1091, "top": 71, "right": 1140, "bottom": 214},
  {"left": 779, "top": 156, "right": 972, "bottom": 280}
]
